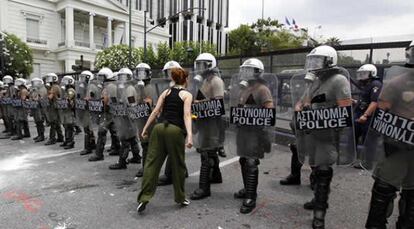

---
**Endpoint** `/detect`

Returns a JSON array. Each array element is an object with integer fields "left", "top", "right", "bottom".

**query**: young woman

[{"left": 137, "top": 68, "right": 193, "bottom": 213}]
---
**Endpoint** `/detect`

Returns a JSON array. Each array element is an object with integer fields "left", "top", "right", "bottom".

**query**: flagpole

[{"left": 261, "top": 0, "right": 264, "bottom": 19}]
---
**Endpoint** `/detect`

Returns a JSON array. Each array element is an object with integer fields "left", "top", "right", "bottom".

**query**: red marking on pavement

[
  {"left": 250, "top": 200, "right": 268, "bottom": 215},
  {"left": 3, "top": 191, "right": 43, "bottom": 213}
]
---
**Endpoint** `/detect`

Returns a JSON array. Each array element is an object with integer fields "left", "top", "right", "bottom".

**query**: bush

[{"left": 1, "top": 32, "right": 33, "bottom": 78}]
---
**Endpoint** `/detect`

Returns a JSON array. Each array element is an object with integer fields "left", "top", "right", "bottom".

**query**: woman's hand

[
  {"left": 141, "top": 129, "right": 148, "bottom": 140},
  {"left": 357, "top": 115, "right": 368, "bottom": 124},
  {"left": 186, "top": 135, "right": 193, "bottom": 149}
]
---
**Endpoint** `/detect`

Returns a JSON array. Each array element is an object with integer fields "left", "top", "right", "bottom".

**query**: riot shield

[
  {"left": 75, "top": 82, "right": 88, "bottom": 127},
  {"left": 362, "top": 66, "right": 414, "bottom": 189},
  {"left": 188, "top": 72, "right": 226, "bottom": 150},
  {"left": 227, "top": 73, "right": 278, "bottom": 159},
  {"left": 109, "top": 81, "right": 137, "bottom": 140},
  {"left": 87, "top": 80, "right": 104, "bottom": 129},
  {"left": 290, "top": 67, "right": 356, "bottom": 166},
  {"left": 151, "top": 78, "right": 172, "bottom": 101},
  {"left": 38, "top": 86, "right": 50, "bottom": 123},
  {"left": 126, "top": 82, "right": 153, "bottom": 134}
]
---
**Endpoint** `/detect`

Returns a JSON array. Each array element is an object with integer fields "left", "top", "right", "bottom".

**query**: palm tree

[{"left": 325, "top": 37, "right": 341, "bottom": 46}]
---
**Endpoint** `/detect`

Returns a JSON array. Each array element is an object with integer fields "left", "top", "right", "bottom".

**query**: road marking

[
  {"left": 36, "top": 144, "right": 111, "bottom": 160},
  {"left": 189, "top": 156, "right": 240, "bottom": 177}
]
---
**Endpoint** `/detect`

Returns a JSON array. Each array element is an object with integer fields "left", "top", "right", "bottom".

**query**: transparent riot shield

[
  {"left": 87, "top": 80, "right": 104, "bottom": 129},
  {"left": 188, "top": 71, "right": 226, "bottom": 150},
  {"left": 75, "top": 82, "right": 88, "bottom": 128},
  {"left": 110, "top": 81, "right": 137, "bottom": 140},
  {"left": 227, "top": 73, "right": 278, "bottom": 159},
  {"left": 362, "top": 66, "right": 414, "bottom": 189},
  {"left": 151, "top": 78, "right": 172, "bottom": 101},
  {"left": 290, "top": 67, "right": 356, "bottom": 166},
  {"left": 126, "top": 82, "right": 153, "bottom": 134},
  {"left": 38, "top": 86, "right": 50, "bottom": 123}
]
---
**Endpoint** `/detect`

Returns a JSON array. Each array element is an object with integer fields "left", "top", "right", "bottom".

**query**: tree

[
  {"left": 325, "top": 37, "right": 342, "bottom": 46},
  {"left": 228, "top": 25, "right": 260, "bottom": 56},
  {"left": 95, "top": 44, "right": 141, "bottom": 70},
  {"left": 155, "top": 42, "right": 170, "bottom": 67},
  {"left": 1, "top": 33, "right": 33, "bottom": 78}
]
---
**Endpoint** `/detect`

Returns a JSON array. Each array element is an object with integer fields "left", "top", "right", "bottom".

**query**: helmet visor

[
  {"left": 239, "top": 67, "right": 256, "bottom": 82},
  {"left": 305, "top": 56, "right": 326, "bottom": 71},
  {"left": 356, "top": 71, "right": 370, "bottom": 81},
  {"left": 97, "top": 73, "right": 106, "bottom": 82},
  {"left": 117, "top": 73, "right": 130, "bottom": 82},
  {"left": 135, "top": 68, "right": 149, "bottom": 80},
  {"left": 164, "top": 69, "right": 172, "bottom": 79},
  {"left": 3, "top": 78, "right": 12, "bottom": 84},
  {"left": 406, "top": 47, "right": 414, "bottom": 65},
  {"left": 31, "top": 80, "right": 42, "bottom": 88},
  {"left": 195, "top": 61, "right": 211, "bottom": 72},
  {"left": 45, "top": 75, "right": 55, "bottom": 83}
]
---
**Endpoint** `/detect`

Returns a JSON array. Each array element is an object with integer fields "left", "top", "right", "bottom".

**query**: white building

[{"left": 0, "top": 0, "right": 229, "bottom": 78}]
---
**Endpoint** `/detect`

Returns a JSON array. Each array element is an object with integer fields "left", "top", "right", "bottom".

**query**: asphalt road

[{"left": 0, "top": 122, "right": 399, "bottom": 229}]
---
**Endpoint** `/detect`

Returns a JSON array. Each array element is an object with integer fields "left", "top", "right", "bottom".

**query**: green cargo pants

[{"left": 138, "top": 123, "right": 187, "bottom": 203}]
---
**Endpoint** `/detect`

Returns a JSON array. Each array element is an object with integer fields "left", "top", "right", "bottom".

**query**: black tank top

[{"left": 161, "top": 87, "right": 185, "bottom": 130}]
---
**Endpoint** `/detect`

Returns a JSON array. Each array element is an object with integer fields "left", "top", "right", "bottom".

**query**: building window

[
  {"left": 146, "top": 0, "right": 153, "bottom": 18},
  {"left": 26, "top": 18, "right": 40, "bottom": 39},
  {"left": 183, "top": 21, "right": 188, "bottom": 41},
  {"left": 190, "top": 21, "right": 193, "bottom": 41},
  {"left": 158, "top": 0, "right": 164, "bottom": 18},
  {"left": 226, "top": 0, "right": 229, "bottom": 27}
]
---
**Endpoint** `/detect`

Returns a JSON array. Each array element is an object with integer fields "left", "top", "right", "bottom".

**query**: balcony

[
  {"left": 27, "top": 37, "right": 47, "bottom": 45},
  {"left": 58, "top": 41, "right": 66, "bottom": 47},
  {"left": 75, "top": 40, "right": 90, "bottom": 48}
]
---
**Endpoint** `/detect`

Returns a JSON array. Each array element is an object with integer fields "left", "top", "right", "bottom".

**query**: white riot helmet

[
  {"left": 79, "top": 70, "right": 94, "bottom": 83},
  {"left": 61, "top": 75, "right": 75, "bottom": 86},
  {"left": 31, "top": 77, "right": 44, "bottom": 88},
  {"left": 135, "top": 63, "right": 152, "bottom": 87},
  {"left": 97, "top": 67, "right": 114, "bottom": 82},
  {"left": 406, "top": 40, "right": 414, "bottom": 65},
  {"left": 45, "top": 73, "right": 59, "bottom": 83},
  {"left": 194, "top": 53, "right": 217, "bottom": 82},
  {"left": 3, "top": 75, "right": 13, "bottom": 84},
  {"left": 163, "top": 61, "right": 182, "bottom": 78},
  {"left": 15, "top": 78, "right": 27, "bottom": 88},
  {"left": 305, "top": 45, "right": 338, "bottom": 72},
  {"left": 0, "top": 81, "right": 3, "bottom": 89},
  {"left": 239, "top": 58, "right": 264, "bottom": 87},
  {"left": 356, "top": 64, "right": 378, "bottom": 81},
  {"left": 117, "top": 68, "right": 133, "bottom": 83}
]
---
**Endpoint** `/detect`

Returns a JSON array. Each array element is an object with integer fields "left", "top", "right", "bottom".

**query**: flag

[
  {"left": 285, "top": 17, "right": 291, "bottom": 26},
  {"left": 292, "top": 18, "right": 299, "bottom": 31}
]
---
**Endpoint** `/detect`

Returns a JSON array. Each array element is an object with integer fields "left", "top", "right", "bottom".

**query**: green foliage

[
  {"left": 324, "top": 37, "right": 342, "bottom": 46},
  {"left": 2, "top": 33, "right": 33, "bottom": 78},
  {"left": 96, "top": 41, "right": 218, "bottom": 70},
  {"left": 228, "top": 18, "right": 307, "bottom": 56},
  {"left": 95, "top": 44, "right": 141, "bottom": 70}
]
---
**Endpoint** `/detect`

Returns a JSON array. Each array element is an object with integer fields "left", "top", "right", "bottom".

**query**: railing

[
  {"left": 75, "top": 41, "right": 90, "bottom": 48},
  {"left": 26, "top": 37, "right": 47, "bottom": 45},
  {"left": 58, "top": 41, "right": 65, "bottom": 47}
]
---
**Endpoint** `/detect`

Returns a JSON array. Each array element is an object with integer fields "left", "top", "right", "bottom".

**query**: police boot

[
  {"left": 64, "top": 125, "right": 75, "bottom": 149},
  {"left": 136, "top": 142, "right": 149, "bottom": 177},
  {"left": 218, "top": 146, "right": 227, "bottom": 158},
  {"left": 210, "top": 152, "right": 222, "bottom": 184},
  {"left": 89, "top": 129, "right": 106, "bottom": 161},
  {"left": 312, "top": 168, "right": 333, "bottom": 229},
  {"left": 109, "top": 141, "right": 129, "bottom": 170},
  {"left": 365, "top": 180, "right": 397, "bottom": 229},
  {"left": 60, "top": 127, "right": 69, "bottom": 147},
  {"left": 396, "top": 190, "right": 414, "bottom": 229},
  {"left": 234, "top": 158, "right": 248, "bottom": 199},
  {"left": 191, "top": 151, "right": 212, "bottom": 200},
  {"left": 74, "top": 125, "right": 82, "bottom": 135},
  {"left": 127, "top": 138, "right": 141, "bottom": 164},
  {"left": 310, "top": 167, "right": 316, "bottom": 190},
  {"left": 240, "top": 159, "right": 259, "bottom": 214},
  {"left": 35, "top": 122, "right": 45, "bottom": 142},
  {"left": 108, "top": 131, "right": 121, "bottom": 156},
  {"left": 280, "top": 143, "right": 302, "bottom": 185},
  {"left": 56, "top": 124, "right": 64, "bottom": 143},
  {"left": 80, "top": 131, "right": 93, "bottom": 155},
  {"left": 11, "top": 121, "right": 23, "bottom": 140},
  {"left": 22, "top": 121, "right": 30, "bottom": 138}
]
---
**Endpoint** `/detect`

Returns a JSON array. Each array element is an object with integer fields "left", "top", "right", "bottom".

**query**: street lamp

[{"left": 143, "top": 7, "right": 206, "bottom": 62}]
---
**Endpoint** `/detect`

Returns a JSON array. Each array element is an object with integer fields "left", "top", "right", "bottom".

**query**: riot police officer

[
  {"left": 11, "top": 78, "right": 30, "bottom": 140},
  {"left": 364, "top": 40, "right": 414, "bottom": 229},
  {"left": 109, "top": 67, "right": 141, "bottom": 170},
  {"left": 231, "top": 58, "right": 277, "bottom": 213},
  {"left": 77, "top": 71, "right": 97, "bottom": 155},
  {"left": 58, "top": 75, "right": 76, "bottom": 149},
  {"left": 292, "top": 45, "right": 354, "bottom": 229},
  {"left": 190, "top": 53, "right": 225, "bottom": 200},
  {"left": 44, "top": 73, "right": 64, "bottom": 145},
  {"left": 30, "top": 77, "right": 46, "bottom": 142},
  {"left": 353, "top": 64, "right": 382, "bottom": 169},
  {"left": 133, "top": 63, "right": 156, "bottom": 177},
  {"left": 89, "top": 68, "right": 121, "bottom": 162},
  {"left": 3, "top": 75, "right": 16, "bottom": 137}
]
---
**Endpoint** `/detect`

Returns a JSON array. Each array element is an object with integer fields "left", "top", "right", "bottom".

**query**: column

[
  {"left": 212, "top": 22, "right": 216, "bottom": 46},
  {"left": 193, "top": 14, "right": 198, "bottom": 42},
  {"left": 178, "top": 14, "right": 184, "bottom": 42},
  {"left": 89, "top": 12, "right": 95, "bottom": 49},
  {"left": 107, "top": 17, "right": 113, "bottom": 47},
  {"left": 90, "top": 61, "right": 95, "bottom": 71},
  {"left": 65, "top": 7, "right": 74, "bottom": 47},
  {"left": 65, "top": 59, "right": 76, "bottom": 73},
  {"left": 124, "top": 21, "right": 130, "bottom": 45}
]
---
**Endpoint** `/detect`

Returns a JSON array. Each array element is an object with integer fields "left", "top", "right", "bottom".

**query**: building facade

[{"left": 0, "top": 0, "right": 228, "bottom": 78}]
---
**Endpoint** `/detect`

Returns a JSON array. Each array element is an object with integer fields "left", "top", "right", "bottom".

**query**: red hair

[{"left": 171, "top": 68, "right": 188, "bottom": 85}]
